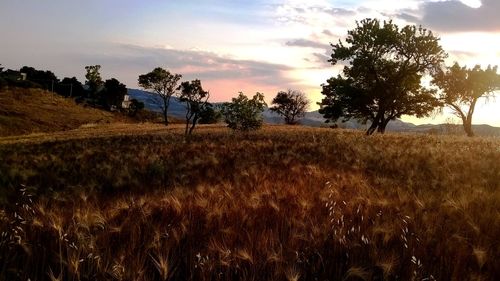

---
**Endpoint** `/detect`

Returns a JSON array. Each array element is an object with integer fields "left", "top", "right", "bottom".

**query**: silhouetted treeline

[{"left": 0, "top": 64, "right": 143, "bottom": 114}]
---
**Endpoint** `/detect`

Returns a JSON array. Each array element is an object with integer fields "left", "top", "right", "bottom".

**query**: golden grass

[
  {"left": 0, "top": 88, "right": 116, "bottom": 137},
  {"left": 0, "top": 125, "right": 499, "bottom": 280}
]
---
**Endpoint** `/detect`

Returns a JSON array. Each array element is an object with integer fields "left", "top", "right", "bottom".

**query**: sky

[{"left": 1, "top": 0, "right": 499, "bottom": 126}]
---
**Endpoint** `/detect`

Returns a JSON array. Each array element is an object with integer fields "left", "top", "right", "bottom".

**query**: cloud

[
  {"left": 322, "top": 29, "right": 335, "bottom": 36},
  {"left": 405, "top": 0, "right": 500, "bottom": 32},
  {"left": 312, "top": 52, "right": 332, "bottom": 66},
  {"left": 285, "top": 39, "right": 330, "bottom": 49},
  {"left": 72, "top": 43, "right": 301, "bottom": 100},
  {"left": 323, "top": 7, "right": 357, "bottom": 16},
  {"left": 117, "top": 44, "right": 295, "bottom": 84},
  {"left": 285, "top": 38, "right": 336, "bottom": 68},
  {"left": 274, "top": 2, "right": 357, "bottom": 25},
  {"left": 448, "top": 50, "right": 478, "bottom": 58}
]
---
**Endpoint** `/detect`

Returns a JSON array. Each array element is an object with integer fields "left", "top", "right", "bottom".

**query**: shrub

[
  {"left": 198, "top": 105, "right": 222, "bottom": 124},
  {"left": 128, "top": 98, "right": 145, "bottom": 117},
  {"left": 221, "top": 92, "right": 266, "bottom": 131}
]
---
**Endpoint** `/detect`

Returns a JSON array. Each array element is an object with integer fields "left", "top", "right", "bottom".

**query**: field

[{"left": 0, "top": 124, "right": 499, "bottom": 281}]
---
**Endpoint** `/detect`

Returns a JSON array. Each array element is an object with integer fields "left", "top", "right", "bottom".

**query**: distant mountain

[
  {"left": 128, "top": 88, "right": 186, "bottom": 118},
  {"left": 405, "top": 123, "right": 500, "bottom": 137},
  {"left": 128, "top": 89, "right": 500, "bottom": 137},
  {"left": 263, "top": 110, "right": 416, "bottom": 131}
]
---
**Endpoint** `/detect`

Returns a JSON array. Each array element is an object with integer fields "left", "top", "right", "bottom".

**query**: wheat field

[{"left": 0, "top": 125, "right": 499, "bottom": 280}]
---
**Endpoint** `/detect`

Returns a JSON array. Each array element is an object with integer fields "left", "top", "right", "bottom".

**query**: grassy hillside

[
  {"left": 0, "top": 87, "right": 115, "bottom": 136},
  {"left": 0, "top": 125, "right": 499, "bottom": 280}
]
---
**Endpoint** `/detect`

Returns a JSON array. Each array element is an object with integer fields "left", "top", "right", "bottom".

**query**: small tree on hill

[
  {"left": 20, "top": 66, "right": 59, "bottom": 90},
  {"left": 432, "top": 63, "right": 500, "bottom": 137},
  {"left": 271, "top": 90, "right": 309, "bottom": 124},
  {"left": 57, "top": 77, "right": 85, "bottom": 98},
  {"left": 128, "top": 99, "right": 145, "bottom": 117},
  {"left": 221, "top": 92, "right": 267, "bottom": 131},
  {"left": 179, "top": 79, "right": 210, "bottom": 135},
  {"left": 85, "top": 65, "right": 104, "bottom": 102},
  {"left": 319, "top": 19, "right": 447, "bottom": 135},
  {"left": 138, "top": 67, "right": 182, "bottom": 126},
  {"left": 103, "top": 78, "right": 127, "bottom": 109}
]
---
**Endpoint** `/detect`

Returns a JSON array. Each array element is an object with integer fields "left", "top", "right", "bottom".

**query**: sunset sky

[{"left": 1, "top": 0, "right": 499, "bottom": 126}]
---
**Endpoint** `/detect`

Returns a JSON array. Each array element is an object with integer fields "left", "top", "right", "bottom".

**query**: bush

[
  {"left": 198, "top": 105, "right": 222, "bottom": 124},
  {"left": 221, "top": 92, "right": 266, "bottom": 131},
  {"left": 128, "top": 98, "right": 145, "bottom": 117},
  {"left": 0, "top": 77, "right": 6, "bottom": 90}
]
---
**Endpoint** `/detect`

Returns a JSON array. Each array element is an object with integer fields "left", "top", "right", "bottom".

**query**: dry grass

[
  {"left": 0, "top": 88, "right": 117, "bottom": 137},
  {"left": 0, "top": 125, "right": 499, "bottom": 280}
]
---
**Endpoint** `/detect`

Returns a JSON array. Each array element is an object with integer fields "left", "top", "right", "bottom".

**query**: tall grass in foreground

[{"left": 0, "top": 126, "right": 499, "bottom": 280}]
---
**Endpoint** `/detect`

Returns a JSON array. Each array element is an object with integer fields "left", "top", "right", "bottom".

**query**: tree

[
  {"left": 56, "top": 77, "right": 85, "bottom": 98},
  {"left": 128, "top": 99, "right": 145, "bottom": 117},
  {"left": 198, "top": 105, "right": 222, "bottom": 124},
  {"left": 85, "top": 65, "right": 104, "bottom": 101},
  {"left": 319, "top": 19, "right": 447, "bottom": 135},
  {"left": 138, "top": 67, "right": 182, "bottom": 125},
  {"left": 221, "top": 92, "right": 267, "bottom": 131},
  {"left": 270, "top": 90, "right": 309, "bottom": 124},
  {"left": 56, "top": 77, "right": 85, "bottom": 97},
  {"left": 20, "top": 66, "right": 59, "bottom": 90},
  {"left": 179, "top": 79, "right": 210, "bottom": 135},
  {"left": 103, "top": 78, "right": 127, "bottom": 109},
  {"left": 432, "top": 63, "right": 500, "bottom": 137}
]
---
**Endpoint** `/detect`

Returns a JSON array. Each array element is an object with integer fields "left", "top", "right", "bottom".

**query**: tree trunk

[
  {"left": 163, "top": 97, "right": 170, "bottom": 126},
  {"left": 163, "top": 110, "right": 169, "bottom": 125},
  {"left": 185, "top": 106, "right": 191, "bottom": 136},
  {"left": 463, "top": 118, "right": 474, "bottom": 137},
  {"left": 189, "top": 115, "right": 199, "bottom": 135},
  {"left": 366, "top": 120, "right": 378, "bottom": 135},
  {"left": 449, "top": 101, "right": 476, "bottom": 137},
  {"left": 464, "top": 99, "right": 477, "bottom": 137},
  {"left": 185, "top": 119, "right": 190, "bottom": 136},
  {"left": 366, "top": 112, "right": 383, "bottom": 135},
  {"left": 377, "top": 118, "right": 391, "bottom": 134}
]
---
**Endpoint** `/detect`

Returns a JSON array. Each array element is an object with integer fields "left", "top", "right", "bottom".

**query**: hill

[
  {"left": 128, "top": 88, "right": 187, "bottom": 117},
  {"left": 0, "top": 125, "right": 499, "bottom": 280},
  {"left": 0, "top": 87, "right": 115, "bottom": 136}
]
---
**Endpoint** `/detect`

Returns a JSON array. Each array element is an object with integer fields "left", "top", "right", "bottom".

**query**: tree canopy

[
  {"left": 198, "top": 105, "right": 222, "bottom": 124},
  {"left": 57, "top": 77, "right": 85, "bottom": 98},
  {"left": 20, "top": 66, "right": 59, "bottom": 90},
  {"left": 138, "top": 67, "right": 182, "bottom": 125},
  {"left": 84, "top": 65, "right": 103, "bottom": 95},
  {"left": 221, "top": 92, "right": 267, "bottom": 131},
  {"left": 319, "top": 18, "right": 447, "bottom": 135},
  {"left": 270, "top": 90, "right": 309, "bottom": 125},
  {"left": 433, "top": 63, "right": 500, "bottom": 137},
  {"left": 103, "top": 78, "right": 127, "bottom": 109}
]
